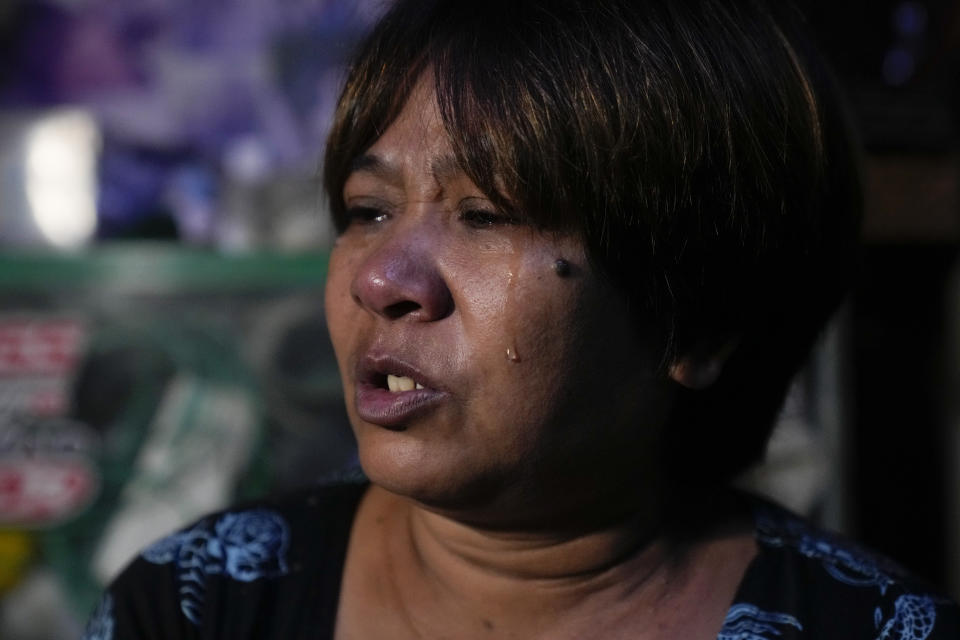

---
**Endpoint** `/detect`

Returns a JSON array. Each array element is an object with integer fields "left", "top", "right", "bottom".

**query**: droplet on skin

[{"left": 504, "top": 254, "right": 523, "bottom": 364}]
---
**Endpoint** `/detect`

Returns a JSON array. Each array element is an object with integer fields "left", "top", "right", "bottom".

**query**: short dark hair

[{"left": 324, "top": 0, "right": 861, "bottom": 488}]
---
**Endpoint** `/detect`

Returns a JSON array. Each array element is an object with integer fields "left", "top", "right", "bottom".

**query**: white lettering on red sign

[{"left": 0, "top": 320, "right": 85, "bottom": 376}]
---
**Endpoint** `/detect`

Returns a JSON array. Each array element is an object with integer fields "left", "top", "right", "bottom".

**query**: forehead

[{"left": 347, "top": 77, "right": 465, "bottom": 190}]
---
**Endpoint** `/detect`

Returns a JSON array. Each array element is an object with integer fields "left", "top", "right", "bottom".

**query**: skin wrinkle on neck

[
  {"left": 337, "top": 486, "right": 758, "bottom": 639},
  {"left": 411, "top": 501, "right": 669, "bottom": 585},
  {"left": 367, "top": 487, "right": 725, "bottom": 640},
  {"left": 338, "top": 487, "right": 756, "bottom": 640}
]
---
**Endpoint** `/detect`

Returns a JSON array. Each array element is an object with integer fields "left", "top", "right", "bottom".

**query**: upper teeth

[{"left": 387, "top": 374, "right": 424, "bottom": 392}]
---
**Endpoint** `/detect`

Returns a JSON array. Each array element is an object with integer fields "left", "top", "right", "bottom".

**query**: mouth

[
  {"left": 362, "top": 357, "right": 437, "bottom": 393},
  {"left": 383, "top": 373, "right": 425, "bottom": 392},
  {"left": 353, "top": 354, "right": 446, "bottom": 429}
]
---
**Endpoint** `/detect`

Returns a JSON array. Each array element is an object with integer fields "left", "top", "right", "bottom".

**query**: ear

[{"left": 668, "top": 339, "right": 739, "bottom": 390}]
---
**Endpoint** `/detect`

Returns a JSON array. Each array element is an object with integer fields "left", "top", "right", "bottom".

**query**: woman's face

[{"left": 325, "top": 79, "right": 676, "bottom": 527}]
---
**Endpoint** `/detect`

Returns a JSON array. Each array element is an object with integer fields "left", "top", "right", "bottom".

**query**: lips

[{"left": 353, "top": 352, "right": 447, "bottom": 429}]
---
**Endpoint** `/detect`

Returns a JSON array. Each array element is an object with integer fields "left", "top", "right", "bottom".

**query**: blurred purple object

[
  {"left": 96, "top": 138, "right": 187, "bottom": 240},
  {"left": 1, "top": 0, "right": 392, "bottom": 246},
  {"left": 56, "top": 14, "right": 140, "bottom": 98},
  {"left": 1, "top": 3, "right": 71, "bottom": 105},
  {"left": 892, "top": 2, "right": 928, "bottom": 38}
]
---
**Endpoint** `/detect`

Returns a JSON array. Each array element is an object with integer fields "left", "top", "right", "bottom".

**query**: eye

[
  {"left": 458, "top": 208, "right": 515, "bottom": 229},
  {"left": 344, "top": 206, "right": 389, "bottom": 227}
]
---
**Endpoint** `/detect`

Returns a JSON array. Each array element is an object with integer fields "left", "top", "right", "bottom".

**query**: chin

[{"left": 356, "top": 433, "right": 505, "bottom": 514}]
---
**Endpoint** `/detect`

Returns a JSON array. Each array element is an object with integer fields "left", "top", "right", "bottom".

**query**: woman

[{"left": 85, "top": 0, "right": 959, "bottom": 638}]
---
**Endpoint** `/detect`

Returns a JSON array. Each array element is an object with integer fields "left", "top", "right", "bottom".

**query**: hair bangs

[
  {"left": 323, "top": 4, "right": 433, "bottom": 232},
  {"left": 428, "top": 8, "right": 596, "bottom": 234}
]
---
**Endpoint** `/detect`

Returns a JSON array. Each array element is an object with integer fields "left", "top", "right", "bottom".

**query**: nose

[{"left": 350, "top": 234, "right": 453, "bottom": 322}]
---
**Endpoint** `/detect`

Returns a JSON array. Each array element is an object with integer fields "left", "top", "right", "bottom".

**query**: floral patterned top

[{"left": 83, "top": 483, "right": 960, "bottom": 639}]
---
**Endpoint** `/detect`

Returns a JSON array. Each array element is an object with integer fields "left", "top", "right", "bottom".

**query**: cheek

[
  {"left": 442, "top": 250, "right": 515, "bottom": 369},
  {"left": 505, "top": 249, "right": 589, "bottom": 360},
  {"left": 457, "top": 253, "right": 589, "bottom": 403},
  {"left": 512, "top": 287, "right": 587, "bottom": 390},
  {"left": 324, "top": 248, "right": 361, "bottom": 369}
]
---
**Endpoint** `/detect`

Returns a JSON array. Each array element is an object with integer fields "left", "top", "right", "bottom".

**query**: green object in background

[
  {"left": 0, "top": 245, "right": 328, "bottom": 293},
  {"left": 0, "top": 246, "right": 343, "bottom": 622}
]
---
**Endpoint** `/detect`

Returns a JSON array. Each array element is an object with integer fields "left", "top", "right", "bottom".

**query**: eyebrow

[
  {"left": 349, "top": 154, "right": 397, "bottom": 181},
  {"left": 348, "top": 152, "right": 465, "bottom": 185},
  {"left": 428, "top": 154, "right": 463, "bottom": 183}
]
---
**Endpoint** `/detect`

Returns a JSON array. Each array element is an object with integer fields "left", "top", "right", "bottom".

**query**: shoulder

[
  {"left": 726, "top": 497, "right": 960, "bottom": 639},
  {"left": 83, "top": 481, "right": 368, "bottom": 640}
]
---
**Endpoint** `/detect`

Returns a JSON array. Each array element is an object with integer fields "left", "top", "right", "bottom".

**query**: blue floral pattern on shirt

[
  {"left": 141, "top": 508, "right": 290, "bottom": 625},
  {"left": 876, "top": 594, "right": 937, "bottom": 640},
  {"left": 751, "top": 506, "right": 941, "bottom": 640},
  {"left": 84, "top": 489, "right": 957, "bottom": 638},
  {"left": 756, "top": 509, "right": 900, "bottom": 594},
  {"left": 81, "top": 593, "right": 114, "bottom": 640},
  {"left": 718, "top": 603, "right": 803, "bottom": 639}
]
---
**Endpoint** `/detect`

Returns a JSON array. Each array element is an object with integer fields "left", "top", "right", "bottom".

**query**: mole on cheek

[{"left": 552, "top": 258, "right": 571, "bottom": 278}]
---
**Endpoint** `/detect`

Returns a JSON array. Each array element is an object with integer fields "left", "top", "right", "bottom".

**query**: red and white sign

[
  {"left": 0, "top": 319, "right": 85, "bottom": 377},
  {"left": 0, "top": 457, "right": 99, "bottom": 528}
]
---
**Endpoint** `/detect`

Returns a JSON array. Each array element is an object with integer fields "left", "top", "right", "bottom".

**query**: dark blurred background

[
  {"left": 0, "top": 1, "right": 956, "bottom": 637},
  {"left": 798, "top": 0, "right": 960, "bottom": 602}
]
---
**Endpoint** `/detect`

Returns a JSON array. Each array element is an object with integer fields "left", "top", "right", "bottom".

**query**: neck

[
  {"left": 409, "top": 499, "right": 671, "bottom": 585},
  {"left": 341, "top": 485, "right": 758, "bottom": 640},
  {"left": 371, "top": 485, "right": 689, "bottom": 635}
]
